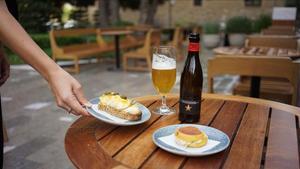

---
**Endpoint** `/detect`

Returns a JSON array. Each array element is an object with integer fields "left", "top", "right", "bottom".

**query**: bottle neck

[
  {"left": 188, "top": 42, "right": 200, "bottom": 56},
  {"left": 188, "top": 42, "right": 200, "bottom": 52}
]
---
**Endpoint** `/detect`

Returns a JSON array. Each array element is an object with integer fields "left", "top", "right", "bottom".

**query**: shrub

[
  {"left": 203, "top": 22, "right": 220, "bottom": 34},
  {"left": 18, "top": 0, "right": 60, "bottom": 33},
  {"left": 30, "top": 33, "right": 98, "bottom": 49},
  {"left": 252, "top": 14, "right": 272, "bottom": 33},
  {"left": 6, "top": 33, "right": 102, "bottom": 64},
  {"left": 112, "top": 20, "right": 134, "bottom": 27},
  {"left": 226, "top": 16, "right": 252, "bottom": 34}
]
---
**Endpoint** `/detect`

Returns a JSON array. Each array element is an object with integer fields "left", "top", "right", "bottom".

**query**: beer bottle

[{"left": 179, "top": 33, "right": 203, "bottom": 123}]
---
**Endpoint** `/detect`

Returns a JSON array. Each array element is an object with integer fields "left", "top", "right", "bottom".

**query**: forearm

[{"left": 0, "top": 0, "right": 61, "bottom": 81}]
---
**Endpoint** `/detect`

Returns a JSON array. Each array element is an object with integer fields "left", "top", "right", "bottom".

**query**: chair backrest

[
  {"left": 246, "top": 36, "right": 297, "bottom": 49},
  {"left": 129, "top": 24, "right": 153, "bottom": 32},
  {"left": 207, "top": 55, "right": 300, "bottom": 105},
  {"left": 171, "top": 27, "right": 183, "bottom": 47},
  {"left": 142, "top": 29, "right": 160, "bottom": 52},
  {"left": 51, "top": 28, "right": 97, "bottom": 37},
  {"left": 96, "top": 29, "right": 109, "bottom": 47},
  {"left": 49, "top": 28, "right": 104, "bottom": 57}
]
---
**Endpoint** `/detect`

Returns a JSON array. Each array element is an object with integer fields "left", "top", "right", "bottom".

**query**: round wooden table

[{"left": 65, "top": 93, "right": 300, "bottom": 169}]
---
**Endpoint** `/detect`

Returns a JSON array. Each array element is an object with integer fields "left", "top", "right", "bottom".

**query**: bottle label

[
  {"left": 179, "top": 99, "right": 200, "bottom": 115},
  {"left": 188, "top": 42, "right": 200, "bottom": 52}
]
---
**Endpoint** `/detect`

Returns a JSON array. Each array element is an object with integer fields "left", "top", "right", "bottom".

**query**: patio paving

[{"left": 1, "top": 48, "right": 237, "bottom": 169}]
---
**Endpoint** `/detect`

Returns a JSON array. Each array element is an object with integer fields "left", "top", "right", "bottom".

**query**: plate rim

[
  {"left": 87, "top": 97, "right": 151, "bottom": 126},
  {"left": 152, "top": 124, "right": 230, "bottom": 157}
]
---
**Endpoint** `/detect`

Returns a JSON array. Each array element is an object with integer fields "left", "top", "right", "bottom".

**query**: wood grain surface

[{"left": 65, "top": 94, "right": 300, "bottom": 169}]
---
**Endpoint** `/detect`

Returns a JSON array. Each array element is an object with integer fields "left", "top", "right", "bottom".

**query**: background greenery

[
  {"left": 6, "top": 34, "right": 115, "bottom": 65},
  {"left": 226, "top": 16, "right": 252, "bottom": 34},
  {"left": 252, "top": 14, "right": 272, "bottom": 33},
  {"left": 203, "top": 22, "right": 220, "bottom": 34}
]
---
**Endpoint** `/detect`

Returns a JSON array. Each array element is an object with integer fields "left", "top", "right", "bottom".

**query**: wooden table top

[
  {"left": 101, "top": 30, "right": 133, "bottom": 36},
  {"left": 65, "top": 93, "right": 300, "bottom": 169},
  {"left": 213, "top": 46, "right": 300, "bottom": 59}
]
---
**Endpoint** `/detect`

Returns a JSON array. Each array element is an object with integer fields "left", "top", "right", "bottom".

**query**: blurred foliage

[
  {"left": 119, "top": 0, "right": 166, "bottom": 10},
  {"left": 18, "top": 0, "right": 60, "bottom": 33},
  {"left": 111, "top": 20, "right": 134, "bottom": 27},
  {"left": 226, "top": 16, "right": 252, "bottom": 34},
  {"left": 119, "top": 0, "right": 140, "bottom": 10},
  {"left": 203, "top": 22, "right": 220, "bottom": 34},
  {"left": 285, "top": 0, "right": 300, "bottom": 7},
  {"left": 6, "top": 33, "right": 114, "bottom": 64},
  {"left": 53, "top": 0, "right": 95, "bottom": 7},
  {"left": 252, "top": 14, "right": 272, "bottom": 33}
]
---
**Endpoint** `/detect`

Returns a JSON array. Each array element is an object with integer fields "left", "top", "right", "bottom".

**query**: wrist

[{"left": 43, "top": 63, "right": 63, "bottom": 82}]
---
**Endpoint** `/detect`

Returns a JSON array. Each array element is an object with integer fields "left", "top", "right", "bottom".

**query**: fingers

[
  {"left": 56, "top": 98, "right": 80, "bottom": 116},
  {"left": 72, "top": 82, "right": 89, "bottom": 105},
  {"left": 63, "top": 93, "right": 90, "bottom": 116}
]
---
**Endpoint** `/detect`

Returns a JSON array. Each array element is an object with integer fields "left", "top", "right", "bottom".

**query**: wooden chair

[
  {"left": 245, "top": 36, "right": 298, "bottom": 49},
  {"left": 122, "top": 29, "right": 161, "bottom": 71},
  {"left": 49, "top": 28, "right": 115, "bottom": 73},
  {"left": 168, "top": 27, "right": 184, "bottom": 60},
  {"left": 207, "top": 55, "right": 300, "bottom": 105}
]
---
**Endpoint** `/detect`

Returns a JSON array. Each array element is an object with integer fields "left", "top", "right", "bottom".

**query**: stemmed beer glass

[{"left": 152, "top": 46, "right": 176, "bottom": 115}]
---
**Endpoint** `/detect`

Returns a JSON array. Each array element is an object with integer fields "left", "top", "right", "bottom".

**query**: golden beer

[{"left": 152, "top": 68, "right": 176, "bottom": 94}]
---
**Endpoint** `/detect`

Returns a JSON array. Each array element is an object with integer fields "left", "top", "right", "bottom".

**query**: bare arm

[{"left": 0, "top": 0, "right": 89, "bottom": 116}]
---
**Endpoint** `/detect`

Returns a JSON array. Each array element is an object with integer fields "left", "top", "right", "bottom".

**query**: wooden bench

[
  {"left": 49, "top": 28, "right": 115, "bottom": 73},
  {"left": 49, "top": 28, "right": 146, "bottom": 73}
]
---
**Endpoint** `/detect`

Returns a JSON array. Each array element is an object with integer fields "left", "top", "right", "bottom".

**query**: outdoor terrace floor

[{"left": 1, "top": 48, "right": 237, "bottom": 169}]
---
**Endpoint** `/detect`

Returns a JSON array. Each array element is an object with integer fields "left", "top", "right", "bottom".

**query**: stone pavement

[{"left": 1, "top": 49, "right": 237, "bottom": 169}]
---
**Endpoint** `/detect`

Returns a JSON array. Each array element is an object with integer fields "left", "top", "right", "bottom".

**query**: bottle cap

[{"left": 189, "top": 33, "right": 200, "bottom": 42}]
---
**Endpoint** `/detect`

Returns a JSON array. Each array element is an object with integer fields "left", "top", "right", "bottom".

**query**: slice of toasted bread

[{"left": 98, "top": 103, "right": 141, "bottom": 121}]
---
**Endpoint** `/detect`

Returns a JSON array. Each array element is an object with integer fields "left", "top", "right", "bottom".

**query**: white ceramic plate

[
  {"left": 87, "top": 97, "right": 151, "bottom": 126},
  {"left": 152, "top": 124, "right": 230, "bottom": 156}
]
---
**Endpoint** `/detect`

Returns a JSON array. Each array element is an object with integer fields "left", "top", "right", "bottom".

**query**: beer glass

[{"left": 152, "top": 46, "right": 176, "bottom": 115}]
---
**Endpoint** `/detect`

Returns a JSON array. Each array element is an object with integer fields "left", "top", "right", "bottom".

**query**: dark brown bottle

[{"left": 179, "top": 33, "right": 203, "bottom": 123}]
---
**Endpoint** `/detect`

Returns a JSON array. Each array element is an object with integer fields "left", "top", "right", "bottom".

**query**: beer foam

[{"left": 152, "top": 54, "right": 176, "bottom": 70}]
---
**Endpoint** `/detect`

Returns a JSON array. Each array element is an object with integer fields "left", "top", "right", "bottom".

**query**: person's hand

[
  {"left": 48, "top": 68, "right": 90, "bottom": 116},
  {"left": 0, "top": 53, "right": 10, "bottom": 86}
]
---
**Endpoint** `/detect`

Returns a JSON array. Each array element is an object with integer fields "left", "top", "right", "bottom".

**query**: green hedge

[
  {"left": 6, "top": 33, "right": 114, "bottom": 65},
  {"left": 252, "top": 14, "right": 272, "bottom": 33},
  {"left": 30, "top": 33, "right": 97, "bottom": 49},
  {"left": 203, "top": 22, "right": 220, "bottom": 34},
  {"left": 226, "top": 16, "right": 252, "bottom": 34}
]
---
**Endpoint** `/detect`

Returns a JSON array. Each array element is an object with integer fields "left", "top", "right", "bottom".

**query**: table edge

[{"left": 134, "top": 93, "right": 300, "bottom": 117}]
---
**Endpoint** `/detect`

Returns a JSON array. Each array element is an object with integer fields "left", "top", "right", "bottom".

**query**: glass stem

[{"left": 162, "top": 95, "right": 167, "bottom": 108}]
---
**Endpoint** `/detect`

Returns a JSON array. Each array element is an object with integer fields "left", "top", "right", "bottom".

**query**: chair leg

[
  {"left": 3, "top": 123, "right": 8, "bottom": 142},
  {"left": 146, "top": 57, "right": 152, "bottom": 71},
  {"left": 74, "top": 57, "right": 80, "bottom": 74},
  {"left": 123, "top": 56, "right": 128, "bottom": 71},
  {"left": 97, "top": 57, "right": 102, "bottom": 63}
]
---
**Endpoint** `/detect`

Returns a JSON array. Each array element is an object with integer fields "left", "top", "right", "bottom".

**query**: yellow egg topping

[{"left": 99, "top": 92, "right": 139, "bottom": 114}]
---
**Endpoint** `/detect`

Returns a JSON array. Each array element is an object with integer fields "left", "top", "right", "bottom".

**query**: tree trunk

[
  {"left": 109, "top": 0, "right": 120, "bottom": 25},
  {"left": 98, "top": 0, "right": 109, "bottom": 27},
  {"left": 138, "top": 0, "right": 149, "bottom": 24},
  {"left": 139, "top": 0, "right": 159, "bottom": 25},
  {"left": 146, "top": 0, "right": 158, "bottom": 25}
]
